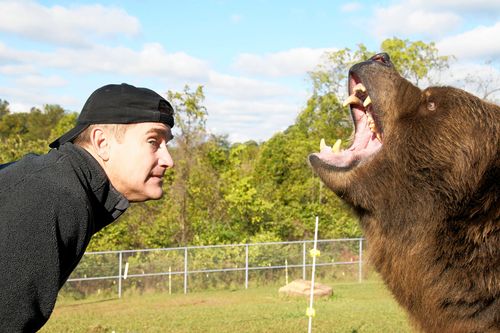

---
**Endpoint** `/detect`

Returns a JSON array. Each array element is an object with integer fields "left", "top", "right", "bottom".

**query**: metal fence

[{"left": 63, "top": 238, "right": 365, "bottom": 298}]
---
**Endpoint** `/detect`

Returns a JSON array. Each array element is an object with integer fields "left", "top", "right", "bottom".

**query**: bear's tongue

[
  {"left": 315, "top": 83, "right": 383, "bottom": 169},
  {"left": 317, "top": 118, "right": 381, "bottom": 168}
]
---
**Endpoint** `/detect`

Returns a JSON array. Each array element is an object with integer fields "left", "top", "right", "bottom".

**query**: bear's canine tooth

[
  {"left": 367, "top": 112, "right": 374, "bottom": 123},
  {"left": 366, "top": 113, "right": 378, "bottom": 134},
  {"left": 343, "top": 95, "right": 363, "bottom": 107},
  {"left": 320, "top": 138, "right": 331, "bottom": 151},
  {"left": 363, "top": 96, "right": 372, "bottom": 107},
  {"left": 353, "top": 83, "right": 366, "bottom": 93},
  {"left": 332, "top": 139, "right": 342, "bottom": 153}
]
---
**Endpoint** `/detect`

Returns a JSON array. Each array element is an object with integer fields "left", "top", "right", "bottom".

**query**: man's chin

[
  {"left": 150, "top": 191, "right": 164, "bottom": 200},
  {"left": 128, "top": 188, "right": 164, "bottom": 202},
  {"left": 146, "top": 189, "right": 164, "bottom": 201},
  {"left": 144, "top": 180, "right": 164, "bottom": 200}
]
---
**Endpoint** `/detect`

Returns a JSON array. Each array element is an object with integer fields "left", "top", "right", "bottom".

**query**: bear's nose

[{"left": 371, "top": 53, "right": 391, "bottom": 65}]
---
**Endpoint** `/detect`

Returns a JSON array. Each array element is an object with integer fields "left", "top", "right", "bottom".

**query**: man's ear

[{"left": 89, "top": 127, "right": 110, "bottom": 161}]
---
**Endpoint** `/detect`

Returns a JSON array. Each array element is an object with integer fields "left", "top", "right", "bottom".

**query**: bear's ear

[{"left": 418, "top": 89, "right": 438, "bottom": 116}]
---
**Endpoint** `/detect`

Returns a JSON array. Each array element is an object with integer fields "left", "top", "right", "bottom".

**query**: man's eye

[{"left": 148, "top": 140, "right": 159, "bottom": 147}]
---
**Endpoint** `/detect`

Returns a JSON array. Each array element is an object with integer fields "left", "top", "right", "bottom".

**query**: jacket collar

[{"left": 58, "top": 143, "right": 130, "bottom": 231}]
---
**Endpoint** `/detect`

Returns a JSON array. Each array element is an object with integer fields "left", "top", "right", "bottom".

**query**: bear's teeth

[
  {"left": 367, "top": 113, "right": 377, "bottom": 132},
  {"left": 332, "top": 139, "right": 342, "bottom": 153},
  {"left": 367, "top": 114, "right": 375, "bottom": 129},
  {"left": 320, "top": 138, "right": 342, "bottom": 153},
  {"left": 367, "top": 112, "right": 374, "bottom": 122},
  {"left": 363, "top": 96, "right": 372, "bottom": 107},
  {"left": 320, "top": 138, "right": 331, "bottom": 151},
  {"left": 353, "top": 83, "right": 366, "bottom": 93},
  {"left": 366, "top": 113, "right": 383, "bottom": 143},
  {"left": 343, "top": 95, "right": 363, "bottom": 107}
]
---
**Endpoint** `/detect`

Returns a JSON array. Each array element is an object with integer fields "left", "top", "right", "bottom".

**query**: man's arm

[{"left": 0, "top": 195, "right": 61, "bottom": 332}]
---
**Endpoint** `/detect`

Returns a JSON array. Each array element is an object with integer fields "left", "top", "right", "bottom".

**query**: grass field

[{"left": 40, "top": 280, "right": 413, "bottom": 333}]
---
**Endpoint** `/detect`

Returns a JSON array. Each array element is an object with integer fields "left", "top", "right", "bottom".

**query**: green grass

[{"left": 41, "top": 280, "right": 413, "bottom": 333}]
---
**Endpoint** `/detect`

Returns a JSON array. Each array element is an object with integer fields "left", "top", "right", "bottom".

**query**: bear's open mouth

[{"left": 313, "top": 73, "right": 383, "bottom": 170}]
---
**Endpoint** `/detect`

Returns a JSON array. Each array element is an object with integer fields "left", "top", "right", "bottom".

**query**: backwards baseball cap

[{"left": 49, "top": 83, "right": 174, "bottom": 148}]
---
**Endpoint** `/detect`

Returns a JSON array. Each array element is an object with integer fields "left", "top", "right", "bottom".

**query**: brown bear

[{"left": 309, "top": 53, "right": 499, "bottom": 333}]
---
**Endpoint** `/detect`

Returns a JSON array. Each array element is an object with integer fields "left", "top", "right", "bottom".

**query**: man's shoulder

[{"left": 0, "top": 151, "right": 87, "bottom": 204}]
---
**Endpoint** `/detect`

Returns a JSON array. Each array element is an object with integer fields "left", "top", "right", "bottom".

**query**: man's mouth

[{"left": 149, "top": 173, "right": 164, "bottom": 180}]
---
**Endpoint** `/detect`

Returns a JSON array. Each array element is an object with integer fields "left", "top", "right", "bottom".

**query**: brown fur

[{"left": 309, "top": 54, "right": 500, "bottom": 332}]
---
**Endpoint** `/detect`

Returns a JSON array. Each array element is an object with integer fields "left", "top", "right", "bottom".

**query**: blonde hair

[{"left": 73, "top": 124, "right": 129, "bottom": 147}]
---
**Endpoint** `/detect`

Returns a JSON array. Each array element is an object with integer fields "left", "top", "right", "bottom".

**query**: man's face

[{"left": 105, "top": 122, "right": 174, "bottom": 202}]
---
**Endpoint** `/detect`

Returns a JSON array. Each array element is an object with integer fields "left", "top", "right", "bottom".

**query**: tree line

[{"left": 0, "top": 38, "right": 457, "bottom": 250}]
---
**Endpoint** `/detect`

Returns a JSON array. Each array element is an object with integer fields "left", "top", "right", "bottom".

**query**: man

[{"left": 0, "top": 83, "right": 175, "bottom": 332}]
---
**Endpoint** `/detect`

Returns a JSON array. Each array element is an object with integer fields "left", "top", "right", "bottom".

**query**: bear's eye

[{"left": 427, "top": 102, "right": 436, "bottom": 111}]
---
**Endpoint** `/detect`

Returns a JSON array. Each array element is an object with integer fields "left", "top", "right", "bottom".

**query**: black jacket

[{"left": 0, "top": 143, "right": 129, "bottom": 332}]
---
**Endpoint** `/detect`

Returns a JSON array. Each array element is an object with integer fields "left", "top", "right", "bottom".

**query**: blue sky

[{"left": 1, "top": 0, "right": 499, "bottom": 142}]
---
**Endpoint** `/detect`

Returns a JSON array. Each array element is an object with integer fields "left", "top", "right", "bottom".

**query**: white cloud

[
  {"left": 0, "top": 64, "right": 36, "bottom": 75},
  {"left": 436, "top": 22, "right": 500, "bottom": 60},
  {"left": 15, "top": 74, "right": 66, "bottom": 88},
  {"left": 0, "top": 40, "right": 211, "bottom": 117},
  {"left": 0, "top": 1, "right": 140, "bottom": 46},
  {"left": 208, "top": 71, "right": 298, "bottom": 100},
  {"left": 0, "top": 42, "right": 26, "bottom": 63},
  {"left": 233, "top": 47, "right": 336, "bottom": 78},
  {"left": 372, "top": 3, "right": 461, "bottom": 38},
  {"left": 202, "top": 71, "right": 310, "bottom": 142},
  {"left": 205, "top": 98, "right": 303, "bottom": 142},
  {"left": 0, "top": 42, "right": 209, "bottom": 81},
  {"left": 412, "top": 0, "right": 500, "bottom": 13},
  {"left": 0, "top": 85, "right": 78, "bottom": 112},
  {"left": 0, "top": 37, "right": 308, "bottom": 142}
]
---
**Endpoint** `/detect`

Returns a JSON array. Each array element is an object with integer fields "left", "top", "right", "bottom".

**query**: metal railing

[{"left": 64, "top": 238, "right": 365, "bottom": 298}]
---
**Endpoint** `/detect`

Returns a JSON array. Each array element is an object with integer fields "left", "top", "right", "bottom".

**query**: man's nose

[{"left": 159, "top": 147, "right": 174, "bottom": 168}]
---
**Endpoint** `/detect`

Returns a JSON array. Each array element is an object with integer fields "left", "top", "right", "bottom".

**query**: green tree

[
  {"left": 0, "top": 136, "right": 49, "bottom": 163},
  {"left": 24, "top": 105, "right": 65, "bottom": 140},
  {"left": 166, "top": 85, "right": 209, "bottom": 245},
  {"left": 0, "top": 99, "right": 9, "bottom": 119},
  {"left": 49, "top": 112, "right": 78, "bottom": 142},
  {"left": 308, "top": 44, "right": 372, "bottom": 98},
  {"left": 380, "top": 38, "right": 451, "bottom": 85},
  {"left": 221, "top": 143, "right": 273, "bottom": 239},
  {"left": 0, "top": 112, "right": 29, "bottom": 138},
  {"left": 309, "top": 38, "right": 451, "bottom": 98},
  {"left": 0, "top": 104, "right": 65, "bottom": 141}
]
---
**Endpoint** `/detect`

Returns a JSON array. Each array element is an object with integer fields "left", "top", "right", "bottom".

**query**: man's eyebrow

[{"left": 145, "top": 128, "right": 174, "bottom": 140}]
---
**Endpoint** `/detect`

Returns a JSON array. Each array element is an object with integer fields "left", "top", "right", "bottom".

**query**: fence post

[
  {"left": 118, "top": 251, "right": 122, "bottom": 298},
  {"left": 285, "top": 259, "right": 288, "bottom": 285},
  {"left": 169, "top": 266, "right": 172, "bottom": 295},
  {"left": 245, "top": 244, "right": 249, "bottom": 289},
  {"left": 358, "top": 239, "right": 363, "bottom": 283},
  {"left": 184, "top": 247, "right": 188, "bottom": 294},
  {"left": 302, "top": 241, "right": 306, "bottom": 280}
]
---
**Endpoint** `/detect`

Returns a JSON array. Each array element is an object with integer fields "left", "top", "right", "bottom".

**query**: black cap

[{"left": 49, "top": 83, "right": 174, "bottom": 148}]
